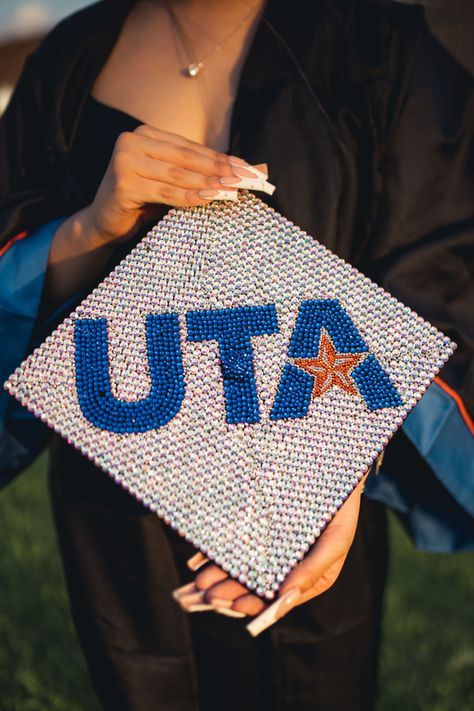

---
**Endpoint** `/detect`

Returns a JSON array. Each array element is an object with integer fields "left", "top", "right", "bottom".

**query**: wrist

[{"left": 74, "top": 207, "right": 117, "bottom": 253}]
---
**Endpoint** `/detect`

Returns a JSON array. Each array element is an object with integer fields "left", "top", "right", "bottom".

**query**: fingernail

[
  {"left": 262, "top": 180, "right": 276, "bottom": 196},
  {"left": 198, "top": 189, "right": 219, "bottom": 199},
  {"left": 172, "top": 581, "right": 196, "bottom": 600},
  {"left": 219, "top": 176, "right": 266, "bottom": 190},
  {"left": 186, "top": 604, "right": 215, "bottom": 612},
  {"left": 274, "top": 586, "right": 301, "bottom": 621},
  {"left": 215, "top": 607, "right": 247, "bottom": 618},
  {"left": 198, "top": 189, "right": 238, "bottom": 201},
  {"left": 254, "top": 162, "right": 268, "bottom": 177},
  {"left": 177, "top": 590, "right": 206, "bottom": 607},
  {"left": 228, "top": 155, "right": 252, "bottom": 167},
  {"left": 246, "top": 587, "right": 301, "bottom": 637},
  {"left": 229, "top": 157, "right": 268, "bottom": 180},
  {"left": 230, "top": 165, "right": 261, "bottom": 179},
  {"left": 218, "top": 176, "right": 242, "bottom": 185},
  {"left": 187, "top": 552, "right": 209, "bottom": 571},
  {"left": 209, "top": 597, "right": 234, "bottom": 609}
]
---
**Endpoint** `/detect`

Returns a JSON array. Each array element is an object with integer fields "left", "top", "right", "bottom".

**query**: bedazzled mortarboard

[{"left": 5, "top": 193, "right": 455, "bottom": 599}]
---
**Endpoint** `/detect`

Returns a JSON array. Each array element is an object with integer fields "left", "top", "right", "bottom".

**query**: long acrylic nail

[
  {"left": 253, "top": 162, "right": 268, "bottom": 177},
  {"left": 230, "top": 165, "right": 262, "bottom": 179},
  {"left": 215, "top": 607, "right": 247, "bottom": 618},
  {"left": 246, "top": 587, "right": 301, "bottom": 637},
  {"left": 229, "top": 157, "right": 268, "bottom": 180},
  {"left": 178, "top": 594, "right": 214, "bottom": 612},
  {"left": 209, "top": 597, "right": 234, "bottom": 609},
  {"left": 172, "top": 581, "right": 197, "bottom": 600},
  {"left": 199, "top": 189, "right": 238, "bottom": 201},
  {"left": 219, "top": 176, "right": 266, "bottom": 190},
  {"left": 177, "top": 590, "right": 207, "bottom": 607},
  {"left": 219, "top": 177, "right": 277, "bottom": 196},
  {"left": 187, "top": 552, "right": 209, "bottom": 571},
  {"left": 261, "top": 180, "right": 276, "bottom": 196},
  {"left": 228, "top": 155, "right": 253, "bottom": 168},
  {"left": 186, "top": 603, "right": 215, "bottom": 612}
]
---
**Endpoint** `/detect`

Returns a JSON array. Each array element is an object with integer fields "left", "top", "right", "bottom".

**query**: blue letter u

[{"left": 75, "top": 314, "right": 185, "bottom": 433}]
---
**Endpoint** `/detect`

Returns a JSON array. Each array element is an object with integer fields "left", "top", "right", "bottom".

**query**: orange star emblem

[{"left": 293, "top": 329, "right": 365, "bottom": 398}]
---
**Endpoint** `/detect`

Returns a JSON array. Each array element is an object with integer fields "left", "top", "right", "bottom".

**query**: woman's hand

[
  {"left": 44, "top": 123, "right": 267, "bottom": 305},
  {"left": 172, "top": 473, "right": 368, "bottom": 635},
  {"left": 83, "top": 124, "right": 256, "bottom": 248}
]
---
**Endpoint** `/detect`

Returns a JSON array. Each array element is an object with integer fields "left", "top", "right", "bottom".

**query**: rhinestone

[{"left": 4, "top": 193, "right": 455, "bottom": 598}]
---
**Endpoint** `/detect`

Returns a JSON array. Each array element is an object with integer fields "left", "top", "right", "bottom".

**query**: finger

[
  {"left": 232, "top": 593, "right": 267, "bottom": 616},
  {"left": 295, "top": 554, "right": 348, "bottom": 604},
  {"left": 128, "top": 176, "right": 237, "bottom": 209},
  {"left": 246, "top": 553, "right": 350, "bottom": 636},
  {"left": 116, "top": 131, "right": 235, "bottom": 179},
  {"left": 203, "top": 578, "right": 249, "bottom": 606},
  {"left": 172, "top": 581, "right": 197, "bottom": 599},
  {"left": 195, "top": 564, "right": 228, "bottom": 591},
  {"left": 129, "top": 153, "right": 228, "bottom": 191},
  {"left": 173, "top": 585, "right": 215, "bottom": 612},
  {"left": 246, "top": 586, "right": 301, "bottom": 637},
  {"left": 133, "top": 124, "right": 230, "bottom": 163},
  {"left": 132, "top": 126, "right": 269, "bottom": 185}
]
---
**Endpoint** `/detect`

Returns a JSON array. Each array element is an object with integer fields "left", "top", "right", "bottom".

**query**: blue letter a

[
  {"left": 270, "top": 299, "right": 402, "bottom": 419},
  {"left": 75, "top": 314, "right": 184, "bottom": 433}
]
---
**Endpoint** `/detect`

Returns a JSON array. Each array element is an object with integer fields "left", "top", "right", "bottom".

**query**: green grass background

[{"left": 0, "top": 454, "right": 473, "bottom": 711}]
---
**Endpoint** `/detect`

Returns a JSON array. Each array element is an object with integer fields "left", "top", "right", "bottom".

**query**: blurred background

[{"left": 0, "top": 2, "right": 473, "bottom": 710}]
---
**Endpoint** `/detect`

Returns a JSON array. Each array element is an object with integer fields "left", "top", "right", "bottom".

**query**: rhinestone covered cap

[{"left": 4, "top": 193, "right": 455, "bottom": 599}]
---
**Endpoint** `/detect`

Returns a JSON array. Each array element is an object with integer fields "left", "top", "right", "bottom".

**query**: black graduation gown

[{"left": 0, "top": 1, "right": 472, "bottom": 709}]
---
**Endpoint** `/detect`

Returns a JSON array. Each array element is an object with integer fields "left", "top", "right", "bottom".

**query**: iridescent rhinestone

[{"left": 3, "top": 192, "right": 455, "bottom": 598}]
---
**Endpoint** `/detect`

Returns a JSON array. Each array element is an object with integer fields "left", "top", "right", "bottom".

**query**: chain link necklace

[{"left": 162, "top": 0, "right": 262, "bottom": 77}]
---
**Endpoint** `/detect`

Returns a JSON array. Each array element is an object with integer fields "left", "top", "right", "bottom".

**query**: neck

[{"left": 155, "top": 0, "right": 267, "bottom": 29}]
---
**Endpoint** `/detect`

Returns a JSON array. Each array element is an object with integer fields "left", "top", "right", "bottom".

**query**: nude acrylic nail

[
  {"left": 215, "top": 607, "right": 247, "bottom": 618},
  {"left": 187, "top": 552, "right": 209, "bottom": 571},
  {"left": 209, "top": 597, "right": 234, "bottom": 609},
  {"left": 186, "top": 604, "right": 215, "bottom": 612},
  {"left": 218, "top": 176, "right": 276, "bottom": 196},
  {"left": 171, "top": 581, "right": 197, "bottom": 600},
  {"left": 229, "top": 165, "right": 262, "bottom": 179},
  {"left": 199, "top": 189, "right": 238, "bottom": 201},
  {"left": 246, "top": 587, "right": 301, "bottom": 637},
  {"left": 228, "top": 157, "right": 269, "bottom": 180}
]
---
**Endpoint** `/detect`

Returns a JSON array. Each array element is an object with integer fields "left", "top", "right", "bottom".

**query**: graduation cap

[{"left": 4, "top": 193, "right": 455, "bottom": 599}]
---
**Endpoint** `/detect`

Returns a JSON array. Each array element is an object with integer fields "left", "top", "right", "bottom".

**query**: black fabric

[
  {"left": 49, "top": 436, "right": 388, "bottom": 711},
  {"left": 0, "top": 0, "right": 472, "bottom": 708},
  {"left": 0, "top": 0, "right": 472, "bottom": 413}
]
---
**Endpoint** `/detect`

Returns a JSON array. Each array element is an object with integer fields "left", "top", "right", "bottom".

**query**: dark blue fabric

[{"left": 365, "top": 381, "right": 474, "bottom": 551}]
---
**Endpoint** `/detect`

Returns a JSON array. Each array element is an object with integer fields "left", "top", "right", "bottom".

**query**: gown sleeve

[
  {"left": 363, "top": 14, "right": 474, "bottom": 551},
  {"left": 0, "top": 218, "right": 70, "bottom": 486},
  {"left": 0, "top": 49, "right": 75, "bottom": 486}
]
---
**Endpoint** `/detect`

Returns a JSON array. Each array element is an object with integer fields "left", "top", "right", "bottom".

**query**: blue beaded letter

[
  {"left": 186, "top": 304, "right": 279, "bottom": 424},
  {"left": 271, "top": 299, "right": 402, "bottom": 418},
  {"left": 352, "top": 355, "right": 403, "bottom": 410},
  {"left": 75, "top": 314, "right": 185, "bottom": 433}
]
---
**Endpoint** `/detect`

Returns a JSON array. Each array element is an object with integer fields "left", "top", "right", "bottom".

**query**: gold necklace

[{"left": 162, "top": 0, "right": 261, "bottom": 77}]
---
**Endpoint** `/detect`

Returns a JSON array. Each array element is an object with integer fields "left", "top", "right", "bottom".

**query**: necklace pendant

[{"left": 186, "top": 62, "right": 203, "bottom": 78}]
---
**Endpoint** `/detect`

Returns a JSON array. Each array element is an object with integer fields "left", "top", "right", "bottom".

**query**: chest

[{"left": 90, "top": 3, "right": 260, "bottom": 152}]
